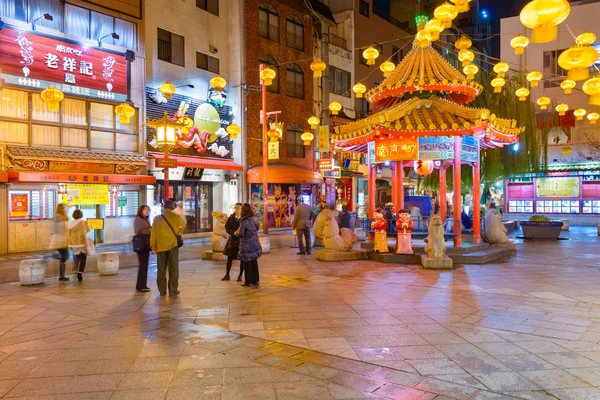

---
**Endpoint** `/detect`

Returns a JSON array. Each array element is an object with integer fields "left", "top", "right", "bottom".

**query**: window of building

[
  {"left": 543, "top": 49, "right": 567, "bottom": 79},
  {"left": 286, "top": 14, "right": 304, "bottom": 50},
  {"left": 105, "top": 190, "right": 140, "bottom": 217},
  {"left": 259, "top": 2, "right": 279, "bottom": 42},
  {"left": 64, "top": 4, "right": 136, "bottom": 50},
  {"left": 286, "top": 63, "right": 304, "bottom": 98},
  {"left": 391, "top": 45, "right": 403, "bottom": 65},
  {"left": 359, "top": 0, "right": 369, "bottom": 17},
  {"left": 359, "top": 98, "right": 370, "bottom": 114},
  {"left": 259, "top": 55, "right": 280, "bottom": 93},
  {"left": 286, "top": 122, "right": 305, "bottom": 158},
  {"left": 158, "top": 28, "right": 185, "bottom": 67},
  {"left": 8, "top": 190, "right": 56, "bottom": 220},
  {"left": 196, "top": 52, "right": 220, "bottom": 73},
  {"left": 196, "top": 0, "right": 219, "bottom": 16},
  {"left": 329, "top": 66, "right": 351, "bottom": 97}
]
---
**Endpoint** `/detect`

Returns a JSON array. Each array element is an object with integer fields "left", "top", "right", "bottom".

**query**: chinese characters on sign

[
  {"left": 323, "top": 167, "right": 341, "bottom": 178},
  {"left": 63, "top": 184, "right": 110, "bottom": 206},
  {"left": 318, "top": 126, "right": 330, "bottom": 152},
  {"left": 10, "top": 194, "right": 28, "bottom": 217},
  {"left": 536, "top": 177, "right": 580, "bottom": 198},
  {"left": 87, "top": 218, "right": 105, "bottom": 230},
  {"left": 268, "top": 142, "right": 279, "bottom": 160},
  {"left": 374, "top": 138, "right": 419, "bottom": 162},
  {"left": 318, "top": 159, "right": 334, "bottom": 171},
  {"left": 49, "top": 161, "right": 115, "bottom": 174},
  {"left": 183, "top": 168, "right": 204, "bottom": 180},
  {"left": 14, "top": 172, "right": 156, "bottom": 185}
]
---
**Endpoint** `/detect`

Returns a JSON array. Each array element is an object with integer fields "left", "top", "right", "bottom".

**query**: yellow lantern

[
  {"left": 455, "top": 36, "right": 472, "bottom": 56},
  {"left": 558, "top": 46, "right": 600, "bottom": 81},
  {"left": 493, "top": 62, "right": 509, "bottom": 78},
  {"left": 115, "top": 103, "right": 135, "bottom": 124},
  {"left": 450, "top": 0, "right": 471, "bottom": 13},
  {"left": 562, "top": 145, "right": 572, "bottom": 156},
  {"left": 556, "top": 103, "right": 569, "bottom": 116},
  {"left": 491, "top": 77, "right": 506, "bottom": 93},
  {"left": 310, "top": 59, "right": 326, "bottom": 78},
  {"left": 362, "top": 47, "right": 380, "bottom": 66},
  {"left": 40, "top": 88, "right": 64, "bottom": 111},
  {"left": 560, "top": 79, "right": 576, "bottom": 94},
  {"left": 582, "top": 76, "right": 600, "bottom": 105},
  {"left": 425, "top": 19, "right": 444, "bottom": 41},
  {"left": 588, "top": 112, "right": 599, "bottom": 124},
  {"left": 458, "top": 50, "right": 474, "bottom": 67},
  {"left": 434, "top": 3, "right": 458, "bottom": 28},
  {"left": 209, "top": 76, "right": 226, "bottom": 91},
  {"left": 537, "top": 96, "right": 551, "bottom": 109},
  {"left": 577, "top": 32, "right": 596, "bottom": 46},
  {"left": 353, "top": 83, "right": 367, "bottom": 98},
  {"left": 516, "top": 87, "right": 530, "bottom": 101},
  {"left": 308, "top": 116, "right": 320, "bottom": 129},
  {"left": 226, "top": 124, "right": 241, "bottom": 140},
  {"left": 519, "top": 0, "right": 570, "bottom": 43},
  {"left": 159, "top": 81, "right": 176, "bottom": 100},
  {"left": 526, "top": 71, "right": 542, "bottom": 87},
  {"left": 260, "top": 67, "right": 277, "bottom": 86},
  {"left": 380, "top": 61, "right": 395, "bottom": 77},
  {"left": 267, "top": 128, "right": 280, "bottom": 142},
  {"left": 574, "top": 108, "right": 587, "bottom": 120},
  {"left": 416, "top": 30, "right": 432, "bottom": 48},
  {"left": 463, "top": 64, "right": 479, "bottom": 80},
  {"left": 510, "top": 35, "right": 529, "bottom": 55},
  {"left": 301, "top": 132, "right": 314, "bottom": 146},
  {"left": 329, "top": 101, "right": 342, "bottom": 115}
]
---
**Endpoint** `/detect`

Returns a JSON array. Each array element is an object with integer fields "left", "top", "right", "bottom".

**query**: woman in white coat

[{"left": 68, "top": 209, "right": 93, "bottom": 281}]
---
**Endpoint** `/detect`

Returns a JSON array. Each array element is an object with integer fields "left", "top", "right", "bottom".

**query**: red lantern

[{"left": 414, "top": 160, "right": 434, "bottom": 176}]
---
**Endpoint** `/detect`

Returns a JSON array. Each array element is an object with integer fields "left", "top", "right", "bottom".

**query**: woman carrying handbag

[
  {"left": 68, "top": 209, "right": 94, "bottom": 282},
  {"left": 133, "top": 205, "right": 152, "bottom": 292}
]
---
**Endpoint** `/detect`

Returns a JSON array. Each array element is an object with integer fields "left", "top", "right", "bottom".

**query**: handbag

[
  {"left": 162, "top": 215, "right": 184, "bottom": 248},
  {"left": 132, "top": 219, "right": 151, "bottom": 252},
  {"left": 85, "top": 235, "right": 95, "bottom": 256}
]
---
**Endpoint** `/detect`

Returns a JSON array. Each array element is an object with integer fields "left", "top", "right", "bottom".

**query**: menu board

[
  {"left": 508, "top": 200, "right": 533, "bottom": 213},
  {"left": 536, "top": 177, "right": 580, "bottom": 198},
  {"left": 535, "top": 200, "right": 580, "bottom": 214},
  {"left": 583, "top": 200, "right": 600, "bottom": 214}
]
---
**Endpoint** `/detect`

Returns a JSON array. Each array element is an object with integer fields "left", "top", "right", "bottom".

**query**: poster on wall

[
  {"left": 10, "top": 194, "right": 28, "bottom": 217},
  {"left": 250, "top": 183, "right": 301, "bottom": 228},
  {"left": 62, "top": 185, "right": 109, "bottom": 206},
  {"left": 418, "top": 136, "right": 479, "bottom": 162},
  {"left": 536, "top": 177, "right": 580, "bottom": 198}
]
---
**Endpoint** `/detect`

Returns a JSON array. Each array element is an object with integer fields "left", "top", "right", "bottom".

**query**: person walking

[
  {"left": 292, "top": 199, "right": 316, "bottom": 255},
  {"left": 134, "top": 205, "right": 152, "bottom": 292},
  {"left": 68, "top": 209, "right": 92, "bottom": 282},
  {"left": 222, "top": 203, "right": 243, "bottom": 282},
  {"left": 237, "top": 204, "right": 262, "bottom": 287},
  {"left": 50, "top": 204, "right": 70, "bottom": 281},
  {"left": 150, "top": 200, "right": 184, "bottom": 296}
]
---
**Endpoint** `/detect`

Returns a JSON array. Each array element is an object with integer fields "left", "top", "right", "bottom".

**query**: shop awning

[
  {"left": 247, "top": 165, "right": 323, "bottom": 184},
  {"left": 149, "top": 153, "right": 243, "bottom": 171},
  {"left": 8, "top": 171, "right": 156, "bottom": 185}
]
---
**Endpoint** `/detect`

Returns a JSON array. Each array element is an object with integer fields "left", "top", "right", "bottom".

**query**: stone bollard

[
  {"left": 19, "top": 259, "right": 46, "bottom": 286},
  {"left": 259, "top": 237, "right": 270, "bottom": 254},
  {"left": 561, "top": 219, "right": 569, "bottom": 231},
  {"left": 354, "top": 228, "right": 366, "bottom": 241},
  {"left": 97, "top": 252, "right": 119, "bottom": 275}
]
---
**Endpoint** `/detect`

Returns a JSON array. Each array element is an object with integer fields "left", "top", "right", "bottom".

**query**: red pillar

[
  {"left": 439, "top": 166, "right": 447, "bottom": 220},
  {"left": 473, "top": 151, "right": 482, "bottom": 244},
  {"left": 392, "top": 161, "right": 404, "bottom": 210},
  {"left": 368, "top": 164, "right": 376, "bottom": 219},
  {"left": 453, "top": 136, "right": 462, "bottom": 248},
  {"left": 392, "top": 163, "right": 398, "bottom": 209},
  {"left": 260, "top": 64, "right": 269, "bottom": 234}
]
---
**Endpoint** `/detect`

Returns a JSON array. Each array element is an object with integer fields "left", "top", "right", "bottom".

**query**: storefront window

[
  {"left": 28, "top": 0, "right": 62, "bottom": 31},
  {"left": 62, "top": 128, "right": 87, "bottom": 148},
  {"left": 105, "top": 190, "right": 139, "bottom": 217},
  {"left": 62, "top": 98, "right": 87, "bottom": 126},
  {"left": 8, "top": 189, "right": 56, "bottom": 220},
  {"left": 32, "top": 94, "right": 60, "bottom": 123},
  {"left": 91, "top": 103, "right": 114, "bottom": 128},
  {"left": 116, "top": 133, "right": 137, "bottom": 152},
  {"left": 32, "top": 125, "right": 60, "bottom": 147},
  {"left": 0, "top": 88, "right": 28, "bottom": 119},
  {"left": 91, "top": 130, "right": 114, "bottom": 150},
  {"left": 155, "top": 182, "right": 213, "bottom": 233},
  {"left": 65, "top": 4, "right": 90, "bottom": 39},
  {"left": 0, "top": 122, "right": 28, "bottom": 145}
]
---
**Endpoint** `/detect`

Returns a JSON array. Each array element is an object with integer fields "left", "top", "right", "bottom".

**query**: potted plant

[{"left": 521, "top": 215, "right": 564, "bottom": 240}]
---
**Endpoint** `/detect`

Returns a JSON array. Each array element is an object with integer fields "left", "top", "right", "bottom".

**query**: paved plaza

[{"left": 1, "top": 228, "right": 600, "bottom": 399}]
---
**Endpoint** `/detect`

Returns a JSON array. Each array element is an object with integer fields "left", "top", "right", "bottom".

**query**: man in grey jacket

[{"left": 293, "top": 199, "right": 316, "bottom": 255}]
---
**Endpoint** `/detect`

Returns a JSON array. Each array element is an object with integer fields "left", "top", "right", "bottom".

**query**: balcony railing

[
  {"left": 329, "top": 34, "right": 348, "bottom": 50},
  {"left": 259, "top": 21, "right": 279, "bottom": 41},
  {"left": 286, "top": 32, "right": 303, "bottom": 50},
  {"left": 287, "top": 144, "right": 305, "bottom": 158}
]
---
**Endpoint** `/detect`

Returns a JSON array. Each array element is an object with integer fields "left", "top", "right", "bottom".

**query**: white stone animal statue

[
  {"left": 424, "top": 213, "right": 446, "bottom": 259},
  {"left": 322, "top": 212, "right": 358, "bottom": 251},
  {"left": 211, "top": 211, "right": 229, "bottom": 252},
  {"left": 484, "top": 208, "right": 509, "bottom": 244},
  {"left": 313, "top": 208, "right": 338, "bottom": 239}
]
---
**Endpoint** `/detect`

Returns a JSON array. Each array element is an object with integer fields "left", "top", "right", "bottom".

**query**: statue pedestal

[
  {"left": 316, "top": 250, "right": 369, "bottom": 262},
  {"left": 201, "top": 251, "right": 225, "bottom": 261},
  {"left": 420, "top": 255, "right": 453, "bottom": 270}
]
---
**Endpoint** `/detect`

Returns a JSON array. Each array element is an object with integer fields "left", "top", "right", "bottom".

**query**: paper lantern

[
  {"left": 380, "top": 61, "right": 395, "bottom": 77},
  {"left": 526, "top": 71, "right": 542, "bottom": 87},
  {"left": 425, "top": 19, "right": 444, "bottom": 41},
  {"left": 574, "top": 108, "right": 586, "bottom": 120},
  {"left": 560, "top": 79, "right": 576, "bottom": 94},
  {"left": 519, "top": 0, "right": 570, "bottom": 43},
  {"left": 510, "top": 35, "right": 529, "bottom": 55},
  {"left": 40, "top": 88, "right": 64, "bottom": 111},
  {"left": 588, "top": 112, "right": 599, "bottom": 124},
  {"left": 515, "top": 87, "right": 530, "bottom": 101},
  {"left": 562, "top": 145, "right": 572, "bottom": 156},
  {"left": 491, "top": 77, "right": 506, "bottom": 93},
  {"left": 413, "top": 160, "right": 434, "bottom": 176},
  {"left": 458, "top": 50, "right": 474, "bottom": 67},
  {"left": 450, "top": 0, "right": 471, "bottom": 13},
  {"left": 362, "top": 47, "right": 379, "bottom": 66},
  {"left": 310, "top": 59, "right": 326, "bottom": 78},
  {"left": 463, "top": 64, "right": 479, "bottom": 80},
  {"left": 329, "top": 101, "right": 342, "bottom": 115},
  {"left": 301, "top": 132, "right": 314, "bottom": 146},
  {"left": 582, "top": 76, "right": 600, "bottom": 105},
  {"left": 537, "top": 96, "right": 551, "bottom": 110},
  {"left": 557, "top": 45, "right": 599, "bottom": 81},
  {"left": 455, "top": 36, "right": 472, "bottom": 56},
  {"left": 576, "top": 32, "right": 596, "bottom": 46},
  {"left": 226, "top": 124, "right": 242, "bottom": 140},
  {"left": 115, "top": 103, "right": 135, "bottom": 124},
  {"left": 159, "top": 82, "right": 176, "bottom": 100},
  {"left": 267, "top": 128, "right": 280, "bottom": 142},
  {"left": 308, "top": 116, "right": 320, "bottom": 129},
  {"left": 416, "top": 30, "right": 432, "bottom": 48},
  {"left": 493, "top": 62, "right": 509, "bottom": 78},
  {"left": 209, "top": 76, "right": 226, "bottom": 91},
  {"left": 434, "top": 2, "right": 458, "bottom": 28},
  {"left": 353, "top": 83, "right": 367, "bottom": 98},
  {"left": 260, "top": 67, "right": 277, "bottom": 86},
  {"left": 556, "top": 103, "right": 569, "bottom": 116}
]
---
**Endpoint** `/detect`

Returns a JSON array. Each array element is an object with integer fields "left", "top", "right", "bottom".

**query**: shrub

[{"left": 529, "top": 215, "right": 550, "bottom": 222}]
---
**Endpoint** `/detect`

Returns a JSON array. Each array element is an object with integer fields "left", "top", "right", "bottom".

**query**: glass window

[
  {"left": 114, "top": 18, "right": 136, "bottom": 50},
  {"left": 32, "top": 95, "right": 60, "bottom": 122},
  {"left": 286, "top": 63, "right": 304, "bottom": 98},
  {"left": 196, "top": 52, "right": 220, "bottom": 73},
  {"left": 91, "top": 11, "right": 114, "bottom": 44},
  {"left": 259, "top": 54, "right": 279, "bottom": 93},
  {"left": 91, "top": 130, "right": 114, "bottom": 150},
  {"left": 62, "top": 128, "right": 87, "bottom": 148},
  {"left": 0, "top": 88, "right": 28, "bottom": 119},
  {"left": 158, "top": 28, "right": 185, "bottom": 67},
  {"left": 116, "top": 109, "right": 138, "bottom": 133},
  {"left": 196, "top": 0, "right": 219, "bottom": 16},
  {"left": 28, "top": 0, "right": 62, "bottom": 31},
  {"left": 9, "top": 190, "right": 55, "bottom": 220},
  {"left": 65, "top": 4, "right": 90, "bottom": 38},
  {"left": 329, "top": 66, "right": 351, "bottom": 97},
  {"left": 105, "top": 190, "right": 140, "bottom": 217},
  {"left": 0, "top": 121, "right": 28, "bottom": 145},
  {"left": 116, "top": 133, "right": 137, "bottom": 152},
  {"left": 1, "top": 0, "right": 26, "bottom": 21},
  {"left": 32, "top": 125, "right": 60, "bottom": 147},
  {"left": 90, "top": 103, "right": 114, "bottom": 128},
  {"left": 259, "top": 2, "right": 279, "bottom": 42},
  {"left": 62, "top": 98, "right": 87, "bottom": 126},
  {"left": 286, "top": 15, "right": 303, "bottom": 51},
  {"left": 359, "top": 0, "right": 369, "bottom": 17},
  {"left": 391, "top": 45, "right": 403, "bottom": 65},
  {"left": 286, "top": 122, "right": 304, "bottom": 158},
  {"left": 359, "top": 98, "right": 370, "bottom": 114}
]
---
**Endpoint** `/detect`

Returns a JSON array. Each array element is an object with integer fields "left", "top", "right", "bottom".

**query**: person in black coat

[
  {"left": 237, "top": 203, "right": 262, "bottom": 287},
  {"left": 222, "top": 203, "right": 242, "bottom": 281},
  {"left": 340, "top": 203, "right": 352, "bottom": 230}
]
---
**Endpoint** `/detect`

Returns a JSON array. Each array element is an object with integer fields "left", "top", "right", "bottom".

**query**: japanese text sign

[
  {"left": 374, "top": 138, "right": 418, "bottom": 162},
  {"left": 318, "top": 159, "right": 334, "bottom": 171},
  {"left": 10, "top": 194, "right": 28, "bottom": 217},
  {"left": 0, "top": 27, "right": 128, "bottom": 101},
  {"left": 63, "top": 184, "right": 109, "bottom": 205},
  {"left": 87, "top": 218, "right": 105, "bottom": 230},
  {"left": 323, "top": 167, "right": 341, "bottom": 178},
  {"left": 536, "top": 177, "right": 580, "bottom": 198},
  {"left": 318, "top": 126, "right": 330, "bottom": 152},
  {"left": 268, "top": 142, "right": 279, "bottom": 160}
]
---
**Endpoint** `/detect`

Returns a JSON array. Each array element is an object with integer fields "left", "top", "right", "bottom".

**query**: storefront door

[{"left": 156, "top": 182, "right": 213, "bottom": 233}]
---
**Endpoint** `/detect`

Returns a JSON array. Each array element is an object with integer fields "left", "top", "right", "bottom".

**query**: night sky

[{"left": 479, "top": 0, "right": 529, "bottom": 57}]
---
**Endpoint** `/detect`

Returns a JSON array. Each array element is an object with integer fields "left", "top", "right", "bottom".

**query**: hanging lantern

[
  {"left": 380, "top": 61, "right": 395, "bottom": 77},
  {"left": 267, "top": 128, "right": 280, "bottom": 142},
  {"left": 450, "top": 0, "right": 471, "bottom": 13},
  {"left": 353, "top": 83, "right": 367, "bottom": 98},
  {"left": 434, "top": 3, "right": 458, "bottom": 28},
  {"left": 560, "top": 79, "right": 576, "bottom": 94},
  {"left": 493, "top": 62, "right": 509, "bottom": 78},
  {"left": 416, "top": 30, "right": 432, "bottom": 48},
  {"left": 510, "top": 35, "right": 529, "bottom": 55},
  {"left": 226, "top": 124, "right": 242, "bottom": 140},
  {"left": 40, "top": 88, "right": 64, "bottom": 111},
  {"left": 574, "top": 108, "right": 587, "bottom": 120},
  {"left": 115, "top": 102, "right": 135, "bottom": 124},
  {"left": 301, "top": 132, "right": 314, "bottom": 146},
  {"left": 458, "top": 50, "right": 474, "bottom": 67},
  {"left": 159, "top": 82, "right": 176, "bottom": 100},
  {"left": 308, "top": 116, "right": 320, "bottom": 129},
  {"left": 463, "top": 64, "right": 479, "bottom": 80},
  {"left": 519, "top": 0, "right": 570, "bottom": 43},
  {"left": 557, "top": 45, "right": 599, "bottom": 81},
  {"left": 362, "top": 47, "right": 380, "bottom": 66},
  {"left": 515, "top": 87, "right": 530, "bottom": 101},
  {"left": 260, "top": 67, "right": 277, "bottom": 86},
  {"left": 425, "top": 19, "right": 444, "bottom": 41},
  {"left": 329, "top": 101, "right": 342, "bottom": 115},
  {"left": 556, "top": 103, "right": 569, "bottom": 116},
  {"left": 455, "top": 36, "right": 472, "bottom": 56},
  {"left": 582, "top": 76, "right": 600, "bottom": 105},
  {"left": 209, "top": 76, "right": 227, "bottom": 91},
  {"left": 562, "top": 145, "right": 572, "bottom": 156},
  {"left": 537, "top": 96, "right": 551, "bottom": 110},
  {"left": 588, "top": 112, "right": 599, "bottom": 124},
  {"left": 576, "top": 32, "right": 596, "bottom": 46},
  {"left": 310, "top": 59, "right": 326, "bottom": 78},
  {"left": 526, "top": 71, "right": 542, "bottom": 87},
  {"left": 413, "top": 160, "right": 434, "bottom": 176},
  {"left": 491, "top": 77, "right": 506, "bottom": 93}
]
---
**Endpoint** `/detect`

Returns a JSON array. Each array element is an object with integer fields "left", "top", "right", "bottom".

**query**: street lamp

[
  {"left": 259, "top": 64, "right": 276, "bottom": 234},
  {"left": 99, "top": 32, "right": 119, "bottom": 47}
]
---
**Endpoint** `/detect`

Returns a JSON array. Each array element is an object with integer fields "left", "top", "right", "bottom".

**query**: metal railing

[
  {"left": 329, "top": 33, "right": 348, "bottom": 50},
  {"left": 259, "top": 22, "right": 279, "bottom": 41}
]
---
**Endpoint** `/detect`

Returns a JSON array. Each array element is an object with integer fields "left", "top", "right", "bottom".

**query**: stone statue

[
  {"left": 211, "top": 211, "right": 229, "bottom": 252},
  {"left": 314, "top": 208, "right": 337, "bottom": 239},
  {"left": 371, "top": 210, "right": 389, "bottom": 253},
  {"left": 323, "top": 212, "right": 358, "bottom": 251},
  {"left": 424, "top": 213, "right": 446, "bottom": 259},
  {"left": 484, "top": 206, "right": 509, "bottom": 244},
  {"left": 396, "top": 209, "right": 414, "bottom": 254}
]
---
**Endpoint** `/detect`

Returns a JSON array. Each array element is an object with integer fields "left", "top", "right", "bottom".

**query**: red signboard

[
  {"left": 10, "top": 194, "right": 29, "bottom": 217},
  {"left": 318, "top": 159, "right": 334, "bottom": 171},
  {"left": 374, "top": 137, "right": 419, "bottom": 162},
  {"left": 156, "top": 158, "right": 178, "bottom": 168},
  {"left": 0, "top": 27, "right": 128, "bottom": 101},
  {"left": 8, "top": 171, "right": 155, "bottom": 185}
]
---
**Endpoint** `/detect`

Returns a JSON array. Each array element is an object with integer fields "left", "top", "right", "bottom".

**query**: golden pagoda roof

[{"left": 366, "top": 42, "right": 483, "bottom": 109}]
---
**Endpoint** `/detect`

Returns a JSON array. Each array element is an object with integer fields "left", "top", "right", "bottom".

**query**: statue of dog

[
  {"left": 211, "top": 211, "right": 229, "bottom": 252},
  {"left": 424, "top": 213, "right": 446, "bottom": 259}
]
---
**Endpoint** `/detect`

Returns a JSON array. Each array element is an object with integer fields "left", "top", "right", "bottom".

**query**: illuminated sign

[
  {"left": 318, "top": 159, "right": 334, "bottom": 171},
  {"left": 323, "top": 167, "right": 341, "bottom": 178},
  {"left": 49, "top": 161, "right": 115, "bottom": 174},
  {"left": 374, "top": 138, "right": 419, "bottom": 162},
  {"left": 318, "top": 126, "right": 330, "bottom": 152},
  {"left": 0, "top": 27, "right": 128, "bottom": 101},
  {"left": 63, "top": 184, "right": 109, "bottom": 205},
  {"left": 418, "top": 136, "right": 479, "bottom": 162},
  {"left": 536, "top": 177, "right": 580, "bottom": 198},
  {"left": 87, "top": 218, "right": 105, "bottom": 230},
  {"left": 268, "top": 142, "right": 279, "bottom": 160}
]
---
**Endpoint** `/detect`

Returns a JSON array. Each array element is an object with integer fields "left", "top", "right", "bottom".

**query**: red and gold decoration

[
  {"left": 510, "top": 35, "right": 529, "bottom": 54},
  {"left": 519, "top": 0, "right": 570, "bottom": 43},
  {"left": 40, "top": 87, "right": 64, "bottom": 111},
  {"left": 374, "top": 137, "right": 419, "bottom": 162},
  {"left": 583, "top": 75, "right": 600, "bottom": 105},
  {"left": 556, "top": 103, "right": 569, "bottom": 116},
  {"left": 310, "top": 59, "right": 326, "bottom": 78},
  {"left": 115, "top": 102, "right": 135, "bottom": 124},
  {"left": 413, "top": 160, "right": 434, "bottom": 176}
]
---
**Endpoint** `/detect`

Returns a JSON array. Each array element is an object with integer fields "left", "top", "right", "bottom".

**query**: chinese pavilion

[{"left": 333, "top": 41, "right": 524, "bottom": 246}]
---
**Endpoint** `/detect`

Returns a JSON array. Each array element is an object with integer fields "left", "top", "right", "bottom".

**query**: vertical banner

[
  {"left": 268, "top": 142, "right": 279, "bottom": 160},
  {"left": 318, "top": 126, "right": 330, "bottom": 152},
  {"left": 10, "top": 194, "right": 28, "bottom": 217}
]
